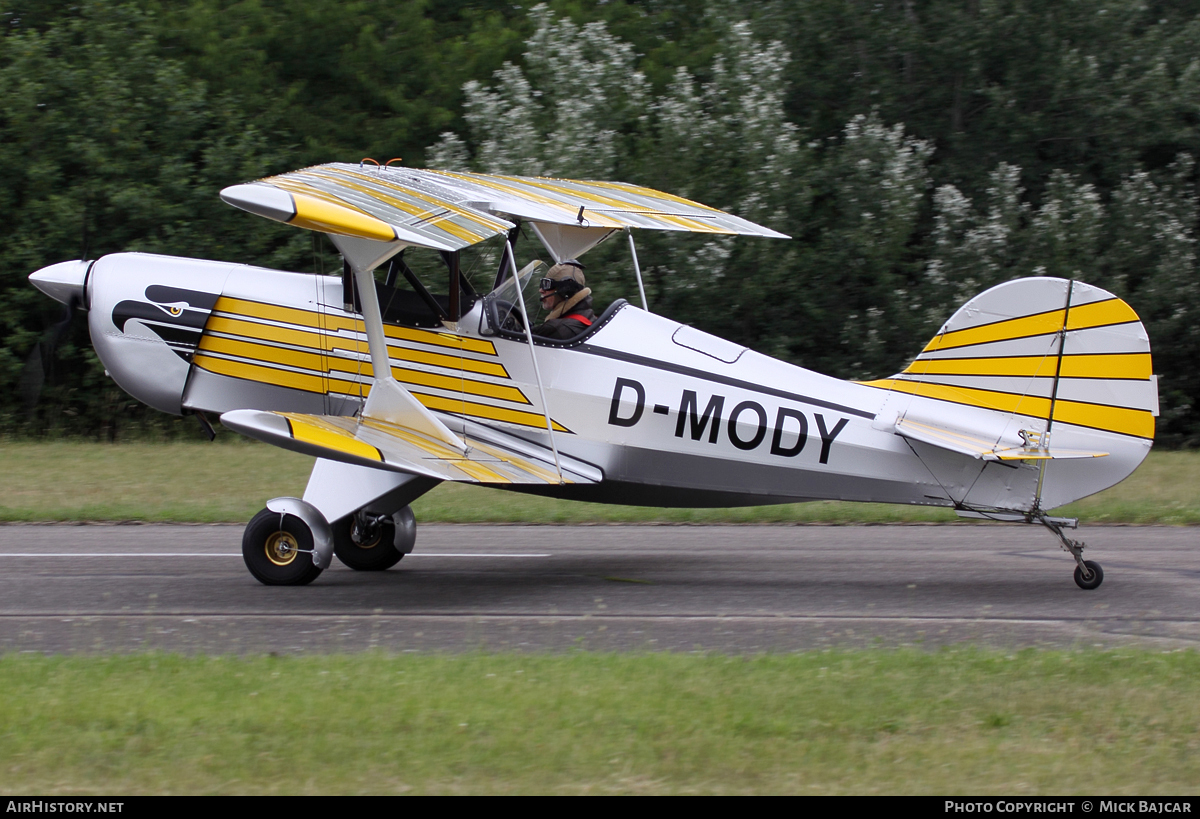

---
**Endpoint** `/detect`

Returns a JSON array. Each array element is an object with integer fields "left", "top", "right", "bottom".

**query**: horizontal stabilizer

[
  {"left": 220, "top": 409, "right": 601, "bottom": 485},
  {"left": 894, "top": 417, "right": 1108, "bottom": 461}
]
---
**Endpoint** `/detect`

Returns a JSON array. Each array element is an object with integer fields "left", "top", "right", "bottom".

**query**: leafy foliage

[{"left": 3, "top": 0, "right": 1199, "bottom": 443}]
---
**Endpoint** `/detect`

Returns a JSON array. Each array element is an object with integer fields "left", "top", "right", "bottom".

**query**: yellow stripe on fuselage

[
  {"left": 197, "top": 355, "right": 562, "bottom": 432},
  {"left": 196, "top": 355, "right": 326, "bottom": 394},
  {"left": 923, "top": 298, "right": 1140, "bottom": 353},
  {"left": 861, "top": 379, "right": 1154, "bottom": 438},
  {"left": 213, "top": 296, "right": 498, "bottom": 356},
  {"left": 198, "top": 335, "right": 528, "bottom": 404},
  {"left": 412, "top": 393, "right": 569, "bottom": 433},
  {"left": 206, "top": 315, "right": 508, "bottom": 379}
]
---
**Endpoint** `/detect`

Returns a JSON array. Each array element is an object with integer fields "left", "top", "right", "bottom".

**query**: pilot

[{"left": 532, "top": 260, "right": 596, "bottom": 339}]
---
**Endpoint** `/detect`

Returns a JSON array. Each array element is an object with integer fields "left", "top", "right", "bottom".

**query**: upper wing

[
  {"left": 421, "top": 168, "right": 789, "bottom": 238},
  {"left": 221, "top": 408, "right": 601, "bottom": 486},
  {"left": 220, "top": 165, "right": 516, "bottom": 251},
  {"left": 220, "top": 163, "right": 788, "bottom": 251}
]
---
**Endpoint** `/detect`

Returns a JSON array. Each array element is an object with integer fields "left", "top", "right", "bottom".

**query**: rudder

[{"left": 864, "top": 277, "right": 1156, "bottom": 510}]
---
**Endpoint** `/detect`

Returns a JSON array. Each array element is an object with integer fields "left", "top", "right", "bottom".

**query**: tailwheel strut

[{"left": 1036, "top": 513, "right": 1103, "bottom": 590}]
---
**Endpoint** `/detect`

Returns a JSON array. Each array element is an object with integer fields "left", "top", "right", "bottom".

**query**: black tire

[
  {"left": 242, "top": 508, "right": 323, "bottom": 586},
  {"left": 1074, "top": 560, "right": 1104, "bottom": 590},
  {"left": 333, "top": 507, "right": 413, "bottom": 571}
]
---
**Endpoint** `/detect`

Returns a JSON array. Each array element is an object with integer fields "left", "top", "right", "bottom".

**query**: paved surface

[{"left": 0, "top": 523, "right": 1197, "bottom": 653}]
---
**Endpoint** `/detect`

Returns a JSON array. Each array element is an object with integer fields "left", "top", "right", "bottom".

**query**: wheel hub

[
  {"left": 265, "top": 530, "right": 299, "bottom": 566},
  {"left": 351, "top": 514, "right": 385, "bottom": 549}
]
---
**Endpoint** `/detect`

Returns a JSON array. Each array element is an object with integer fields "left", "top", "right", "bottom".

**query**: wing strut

[
  {"left": 627, "top": 228, "right": 649, "bottom": 311},
  {"left": 328, "top": 233, "right": 467, "bottom": 453},
  {"left": 506, "top": 239, "right": 565, "bottom": 483}
]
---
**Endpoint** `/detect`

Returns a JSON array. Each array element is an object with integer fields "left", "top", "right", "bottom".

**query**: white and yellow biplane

[{"left": 29, "top": 162, "right": 1157, "bottom": 588}]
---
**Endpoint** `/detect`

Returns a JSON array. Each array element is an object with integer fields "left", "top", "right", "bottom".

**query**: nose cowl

[{"left": 29, "top": 260, "right": 90, "bottom": 307}]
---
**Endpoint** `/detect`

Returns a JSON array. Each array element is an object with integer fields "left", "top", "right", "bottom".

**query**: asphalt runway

[{"left": 0, "top": 523, "right": 1197, "bottom": 653}]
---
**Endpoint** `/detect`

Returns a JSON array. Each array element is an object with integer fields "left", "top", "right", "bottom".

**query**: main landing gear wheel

[
  {"left": 1074, "top": 560, "right": 1104, "bottom": 591},
  {"left": 333, "top": 507, "right": 415, "bottom": 571},
  {"left": 242, "top": 508, "right": 323, "bottom": 586}
]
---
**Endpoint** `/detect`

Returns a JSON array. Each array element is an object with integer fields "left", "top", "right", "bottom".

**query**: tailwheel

[
  {"left": 1035, "top": 513, "right": 1104, "bottom": 591},
  {"left": 333, "top": 506, "right": 415, "bottom": 571},
  {"left": 1074, "top": 560, "right": 1104, "bottom": 591},
  {"left": 243, "top": 508, "right": 323, "bottom": 586}
]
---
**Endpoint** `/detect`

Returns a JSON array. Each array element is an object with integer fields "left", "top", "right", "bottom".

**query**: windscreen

[{"left": 485, "top": 259, "right": 547, "bottom": 334}]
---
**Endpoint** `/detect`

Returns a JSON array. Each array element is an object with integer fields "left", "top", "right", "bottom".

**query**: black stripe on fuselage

[{"left": 575, "top": 344, "right": 874, "bottom": 420}]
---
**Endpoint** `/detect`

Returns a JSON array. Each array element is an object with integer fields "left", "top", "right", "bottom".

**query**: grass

[
  {"left": 0, "top": 441, "right": 1196, "bottom": 524},
  {"left": 1, "top": 649, "right": 1197, "bottom": 795}
]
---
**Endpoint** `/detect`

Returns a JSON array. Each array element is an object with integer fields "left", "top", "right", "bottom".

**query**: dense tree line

[{"left": 2, "top": 0, "right": 1198, "bottom": 445}]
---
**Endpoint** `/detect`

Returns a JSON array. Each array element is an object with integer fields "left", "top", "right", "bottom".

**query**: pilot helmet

[{"left": 541, "top": 259, "right": 586, "bottom": 298}]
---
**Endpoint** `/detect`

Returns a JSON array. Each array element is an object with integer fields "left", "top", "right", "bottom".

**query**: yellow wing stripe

[
  {"left": 495, "top": 174, "right": 728, "bottom": 234},
  {"left": 298, "top": 170, "right": 485, "bottom": 245},
  {"left": 362, "top": 419, "right": 560, "bottom": 483},
  {"left": 283, "top": 414, "right": 383, "bottom": 462},
  {"left": 213, "top": 296, "right": 498, "bottom": 356},
  {"left": 289, "top": 192, "right": 397, "bottom": 241},
  {"left": 277, "top": 414, "right": 568, "bottom": 485},
  {"left": 465, "top": 439, "right": 564, "bottom": 484},
  {"left": 358, "top": 417, "right": 512, "bottom": 482},
  {"left": 256, "top": 177, "right": 396, "bottom": 241},
  {"left": 360, "top": 416, "right": 464, "bottom": 459},
  {"left": 586, "top": 179, "right": 729, "bottom": 213},
  {"left": 431, "top": 171, "right": 587, "bottom": 218},
  {"left": 904, "top": 353, "right": 1152, "bottom": 380},
  {"left": 862, "top": 379, "right": 1153, "bottom": 438},
  {"left": 443, "top": 459, "right": 512, "bottom": 483},
  {"left": 923, "top": 298, "right": 1140, "bottom": 353},
  {"left": 316, "top": 167, "right": 511, "bottom": 238}
]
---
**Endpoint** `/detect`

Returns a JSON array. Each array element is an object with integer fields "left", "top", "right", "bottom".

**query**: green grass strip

[
  {"left": 0, "top": 442, "right": 1197, "bottom": 524},
  {"left": 1, "top": 649, "right": 1198, "bottom": 794}
]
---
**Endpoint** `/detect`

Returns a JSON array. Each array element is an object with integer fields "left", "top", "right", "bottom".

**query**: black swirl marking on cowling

[
  {"left": 112, "top": 300, "right": 209, "bottom": 332},
  {"left": 144, "top": 285, "right": 220, "bottom": 311},
  {"left": 112, "top": 285, "right": 221, "bottom": 356}
]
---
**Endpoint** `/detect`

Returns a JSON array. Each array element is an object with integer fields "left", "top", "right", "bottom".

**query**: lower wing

[{"left": 220, "top": 409, "right": 601, "bottom": 485}]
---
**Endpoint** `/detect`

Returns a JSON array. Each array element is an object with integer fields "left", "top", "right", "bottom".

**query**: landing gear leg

[{"left": 1037, "top": 513, "right": 1103, "bottom": 590}]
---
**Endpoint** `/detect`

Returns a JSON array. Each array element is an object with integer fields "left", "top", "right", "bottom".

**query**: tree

[{"left": 0, "top": 2, "right": 290, "bottom": 435}]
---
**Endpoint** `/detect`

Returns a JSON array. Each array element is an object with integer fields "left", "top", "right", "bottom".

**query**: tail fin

[{"left": 864, "top": 277, "right": 1156, "bottom": 510}]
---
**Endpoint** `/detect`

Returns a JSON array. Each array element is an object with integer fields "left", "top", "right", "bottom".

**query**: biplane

[{"left": 29, "top": 162, "right": 1157, "bottom": 589}]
